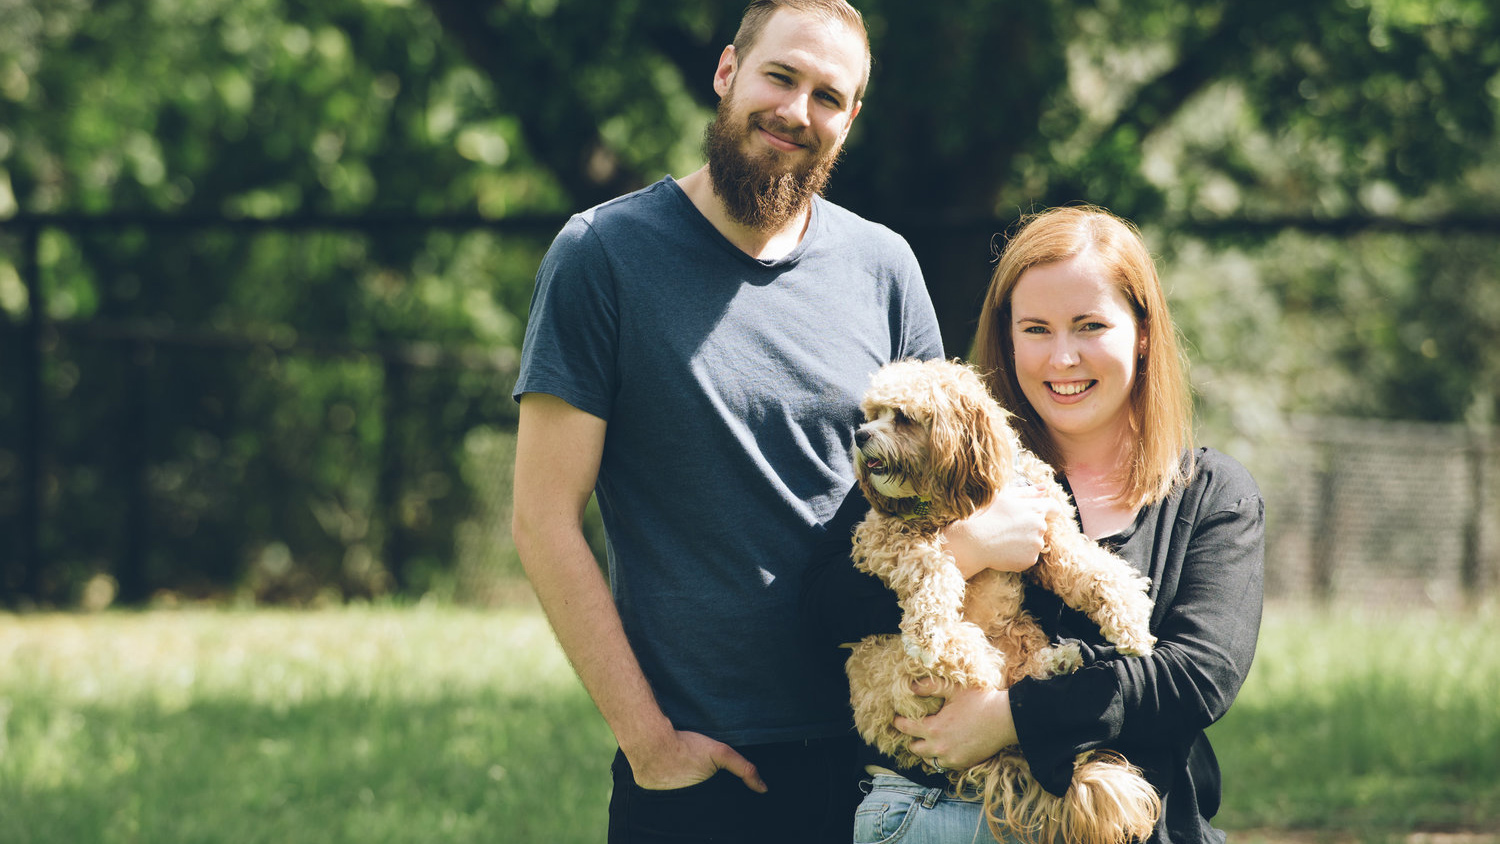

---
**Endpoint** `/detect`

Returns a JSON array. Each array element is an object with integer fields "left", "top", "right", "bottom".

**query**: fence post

[
  {"left": 13, "top": 225, "right": 45, "bottom": 605},
  {"left": 115, "top": 338, "right": 153, "bottom": 604},
  {"left": 1461, "top": 424, "right": 1489, "bottom": 602},
  {"left": 380, "top": 356, "right": 410, "bottom": 591},
  {"left": 1309, "top": 438, "right": 1339, "bottom": 604}
]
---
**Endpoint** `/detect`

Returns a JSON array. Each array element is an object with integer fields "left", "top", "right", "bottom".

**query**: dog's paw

[
  {"left": 1043, "top": 642, "right": 1083, "bottom": 676},
  {"left": 900, "top": 633, "right": 938, "bottom": 668},
  {"left": 1113, "top": 631, "right": 1156, "bottom": 657},
  {"left": 1098, "top": 613, "right": 1156, "bottom": 656}
]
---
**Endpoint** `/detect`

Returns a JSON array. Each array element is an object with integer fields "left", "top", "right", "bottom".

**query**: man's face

[{"left": 705, "top": 9, "right": 865, "bottom": 231}]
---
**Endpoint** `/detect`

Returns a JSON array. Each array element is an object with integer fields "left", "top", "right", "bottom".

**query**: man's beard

[{"left": 703, "top": 92, "right": 843, "bottom": 232}]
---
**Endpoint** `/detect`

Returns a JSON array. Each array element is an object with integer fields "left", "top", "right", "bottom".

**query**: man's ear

[
  {"left": 713, "top": 45, "right": 737, "bottom": 98},
  {"left": 841, "top": 99, "right": 863, "bottom": 139}
]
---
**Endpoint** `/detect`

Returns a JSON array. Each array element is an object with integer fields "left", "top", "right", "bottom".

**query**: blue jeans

[
  {"left": 854, "top": 774, "right": 1018, "bottom": 844},
  {"left": 607, "top": 737, "right": 863, "bottom": 844}
]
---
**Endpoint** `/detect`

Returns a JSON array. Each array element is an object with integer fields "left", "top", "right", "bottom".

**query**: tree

[
  {"left": 0, "top": 0, "right": 540, "bottom": 604},
  {"left": 5, "top": 0, "right": 1499, "bottom": 603},
  {"left": 424, "top": 0, "right": 1500, "bottom": 424}
]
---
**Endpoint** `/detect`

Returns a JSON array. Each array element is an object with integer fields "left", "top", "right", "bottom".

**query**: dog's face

[
  {"left": 853, "top": 404, "right": 929, "bottom": 502},
  {"left": 853, "top": 359, "right": 1017, "bottom": 521}
]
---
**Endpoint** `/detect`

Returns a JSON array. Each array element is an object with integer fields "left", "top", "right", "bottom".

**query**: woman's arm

[
  {"left": 800, "top": 484, "right": 1057, "bottom": 649},
  {"left": 800, "top": 485, "right": 900, "bottom": 650},
  {"left": 1011, "top": 457, "right": 1266, "bottom": 794},
  {"left": 895, "top": 680, "right": 1018, "bottom": 771},
  {"left": 894, "top": 456, "right": 1265, "bottom": 790},
  {"left": 943, "top": 485, "right": 1059, "bottom": 579}
]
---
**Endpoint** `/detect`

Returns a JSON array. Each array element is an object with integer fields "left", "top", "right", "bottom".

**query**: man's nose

[{"left": 776, "top": 89, "right": 811, "bottom": 127}]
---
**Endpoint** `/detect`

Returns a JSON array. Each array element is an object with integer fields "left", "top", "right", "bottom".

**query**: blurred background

[{"left": 2, "top": 0, "right": 1498, "bottom": 611}]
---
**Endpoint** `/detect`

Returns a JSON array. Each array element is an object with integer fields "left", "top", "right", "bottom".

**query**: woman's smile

[
  {"left": 1047, "top": 379, "right": 1097, "bottom": 400},
  {"left": 1010, "top": 254, "right": 1141, "bottom": 445}
]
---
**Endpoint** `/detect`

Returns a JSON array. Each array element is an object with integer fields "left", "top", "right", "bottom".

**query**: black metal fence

[
  {"left": 5, "top": 214, "right": 1497, "bottom": 610},
  {"left": 1, "top": 213, "right": 562, "bottom": 608}
]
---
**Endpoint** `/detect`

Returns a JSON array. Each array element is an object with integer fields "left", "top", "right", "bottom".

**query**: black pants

[{"left": 607, "top": 735, "right": 864, "bottom": 844}]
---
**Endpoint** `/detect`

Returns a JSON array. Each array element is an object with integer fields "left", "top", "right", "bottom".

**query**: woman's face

[{"left": 1009, "top": 254, "right": 1141, "bottom": 449}]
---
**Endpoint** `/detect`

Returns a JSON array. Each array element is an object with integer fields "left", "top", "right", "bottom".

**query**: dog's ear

[{"left": 928, "top": 370, "right": 1012, "bottom": 518}]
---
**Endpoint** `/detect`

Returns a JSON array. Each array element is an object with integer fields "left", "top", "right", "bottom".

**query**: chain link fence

[
  {"left": 6, "top": 217, "right": 1496, "bottom": 610},
  {"left": 1256, "top": 416, "right": 1497, "bottom": 607}
]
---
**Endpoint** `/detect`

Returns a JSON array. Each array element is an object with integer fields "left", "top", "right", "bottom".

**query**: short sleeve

[{"left": 513, "top": 215, "right": 619, "bottom": 420}]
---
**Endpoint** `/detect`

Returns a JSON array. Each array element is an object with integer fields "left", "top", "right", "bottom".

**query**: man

[{"left": 511, "top": 2, "right": 943, "bottom": 840}]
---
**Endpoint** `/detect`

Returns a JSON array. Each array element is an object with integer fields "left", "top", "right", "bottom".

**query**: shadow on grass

[{"left": 1210, "top": 682, "right": 1500, "bottom": 837}]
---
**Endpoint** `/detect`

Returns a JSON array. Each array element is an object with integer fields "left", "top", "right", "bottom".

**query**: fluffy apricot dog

[{"left": 844, "top": 358, "right": 1161, "bottom": 844}]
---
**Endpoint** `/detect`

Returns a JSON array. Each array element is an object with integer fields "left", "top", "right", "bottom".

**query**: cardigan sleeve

[
  {"left": 1009, "top": 454, "right": 1266, "bottom": 796},
  {"left": 799, "top": 484, "right": 903, "bottom": 651}
]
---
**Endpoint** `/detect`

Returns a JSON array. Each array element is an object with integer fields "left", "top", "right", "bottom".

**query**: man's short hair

[{"left": 732, "top": 0, "right": 871, "bottom": 102}]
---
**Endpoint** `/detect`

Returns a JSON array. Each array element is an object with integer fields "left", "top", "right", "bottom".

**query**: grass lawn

[
  {"left": 1211, "top": 602, "right": 1500, "bottom": 837},
  {"left": 0, "top": 606, "right": 613, "bottom": 844},
  {"left": 1, "top": 602, "right": 1497, "bottom": 843}
]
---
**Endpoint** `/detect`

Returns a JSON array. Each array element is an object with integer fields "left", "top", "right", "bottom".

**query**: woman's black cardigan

[{"left": 800, "top": 448, "right": 1266, "bottom": 844}]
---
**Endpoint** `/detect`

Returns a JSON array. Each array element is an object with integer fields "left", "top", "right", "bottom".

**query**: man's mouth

[
  {"left": 757, "top": 128, "right": 804, "bottom": 152},
  {"left": 751, "top": 116, "right": 808, "bottom": 152}
]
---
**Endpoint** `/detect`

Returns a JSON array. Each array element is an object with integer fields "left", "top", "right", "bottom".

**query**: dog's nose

[{"left": 854, "top": 428, "right": 871, "bottom": 448}]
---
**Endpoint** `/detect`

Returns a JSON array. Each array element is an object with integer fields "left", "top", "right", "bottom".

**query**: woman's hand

[
  {"left": 894, "top": 678, "right": 1019, "bottom": 771},
  {"left": 943, "top": 485, "right": 1061, "bottom": 580}
]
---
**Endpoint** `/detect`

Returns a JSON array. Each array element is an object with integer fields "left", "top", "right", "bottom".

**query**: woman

[{"left": 802, "top": 205, "right": 1265, "bottom": 844}]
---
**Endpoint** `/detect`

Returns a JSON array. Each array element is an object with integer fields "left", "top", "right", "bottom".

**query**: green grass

[
  {"left": 1211, "top": 602, "right": 1500, "bottom": 837},
  {"left": 0, "top": 606, "right": 614, "bottom": 844},
  {"left": 1, "top": 602, "right": 1497, "bottom": 843}
]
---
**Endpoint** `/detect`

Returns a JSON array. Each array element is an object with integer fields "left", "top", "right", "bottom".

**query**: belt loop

[{"left": 921, "top": 788, "right": 941, "bottom": 809}]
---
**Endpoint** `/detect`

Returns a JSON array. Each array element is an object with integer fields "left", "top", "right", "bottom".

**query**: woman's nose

[{"left": 1050, "top": 337, "right": 1079, "bottom": 367}]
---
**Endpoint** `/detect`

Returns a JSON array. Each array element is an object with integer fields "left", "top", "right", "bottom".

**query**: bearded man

[{"left": 512, "top": 2, "right": 943, "bottom": 841}]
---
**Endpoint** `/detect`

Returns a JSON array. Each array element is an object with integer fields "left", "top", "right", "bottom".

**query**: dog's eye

[{"left": 893, "top": 410, "right": 910, "bottom": 425}]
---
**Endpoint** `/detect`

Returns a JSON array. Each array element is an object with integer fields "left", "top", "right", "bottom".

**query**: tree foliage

[
  {"left": 427, "top": 0, "right": 1500, "bottom": 366},
  {"left": 1, "top": 0, "right": 548, "bottom": 604},
  {"left": 3, "top": 0, "right": 1499, "bottom": 603}
]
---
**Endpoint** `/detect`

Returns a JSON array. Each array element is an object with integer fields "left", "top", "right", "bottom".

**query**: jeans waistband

[{"left": 867, "top": 772, "right": 946, "bottom": 802}]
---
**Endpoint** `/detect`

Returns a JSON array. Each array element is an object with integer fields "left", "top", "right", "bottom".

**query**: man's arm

[{"left": 511, "top": 392, "right": 766, "bottom": 793}]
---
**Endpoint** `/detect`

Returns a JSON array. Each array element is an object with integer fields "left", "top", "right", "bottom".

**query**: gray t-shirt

[{"left": 515, "top": 177, "right": 943, "bottom": 744}]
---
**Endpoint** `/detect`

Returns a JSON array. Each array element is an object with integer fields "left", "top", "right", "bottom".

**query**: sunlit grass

[
  {"left": 0, "top": 606, "right": 614, "bottom": 844},
  {"left": 1, "top": 602, "right": 1497, "bottom": 843}
]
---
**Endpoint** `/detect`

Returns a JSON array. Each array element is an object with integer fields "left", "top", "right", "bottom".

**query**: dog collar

[{"left": 897, "top": 496, "right": 932, "bottom": 520}]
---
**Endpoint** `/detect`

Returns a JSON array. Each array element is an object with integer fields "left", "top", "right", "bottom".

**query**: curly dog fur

[{"left": 844, "top": 358, "right": 1161, "bottom": 844}]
